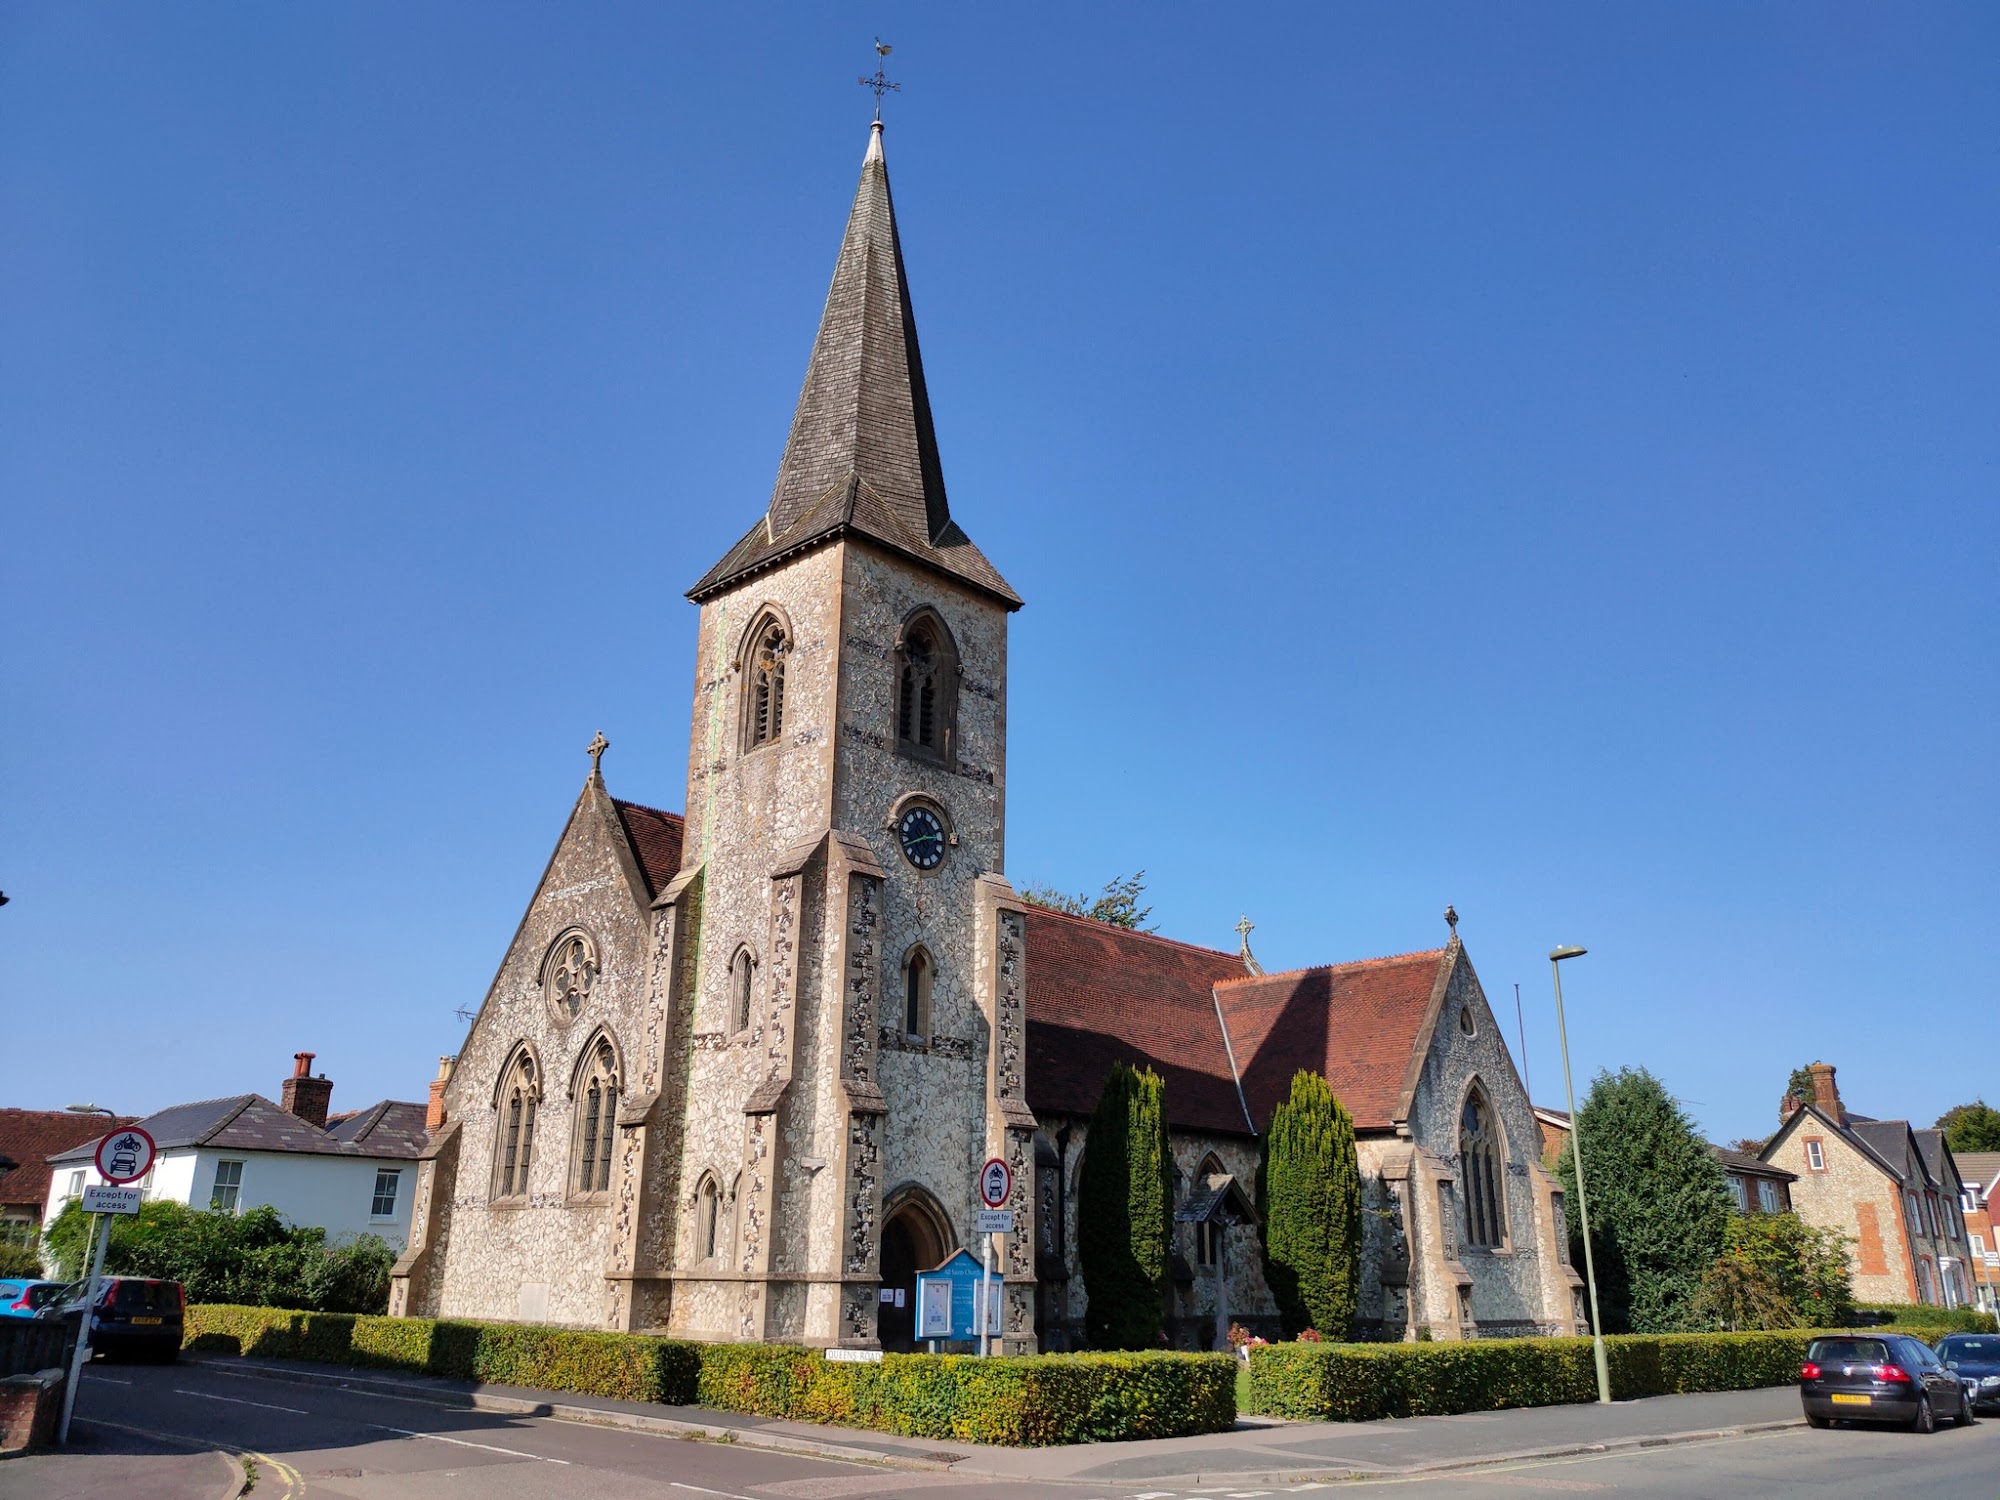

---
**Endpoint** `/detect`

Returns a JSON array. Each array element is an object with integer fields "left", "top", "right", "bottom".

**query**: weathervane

[{"left": 858, "top": 38, "right": 899, "bottom": 122}]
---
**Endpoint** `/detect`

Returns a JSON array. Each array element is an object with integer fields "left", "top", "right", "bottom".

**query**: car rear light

[
  {"left": 1801, "top": 1362, "right": 1821, "bottom": 1379},
  {"left": 1878, "top": 1364, "right": 1911, "bottom": 1384}
]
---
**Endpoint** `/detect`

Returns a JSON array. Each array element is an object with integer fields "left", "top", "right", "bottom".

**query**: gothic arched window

[
  {"left": 902, "top": 946, "right": 934, "bottom": 1039},
  {"left": 894, "top": 610, "right": 958, "bottom": 764},
  {"left": 696, "top": 1173, "right": 723, "bottom": 1261},
  {"left": 730, "top": 947, "right": 757, "bottom": 1034},
  {"left": 742, "top": 611, "right": 790, "bottom": 752},
  {"left": 1459, "top": 1086, "right": 1507, "bottom": 1249},
  {"left": 493, "top": 1048, "right": 540, "bottom": 1200},
  {"left": 570, "top": 1033, "right": 619, "bottom": 1197},
  {"left": 542, "top": 928, "right": 598, "bottom": 1026}
]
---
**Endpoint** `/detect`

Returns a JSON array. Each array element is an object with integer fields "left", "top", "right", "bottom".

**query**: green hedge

[
  {"left": 182, "top": 1305, "right": 1233, "bottom": 1446},
  {"left": 1247, "top": 1325, "right": 1951, "bottom": 1422},
  {"left": 1856, "top": 1305, "right": 1998, "bottom": 1334}
]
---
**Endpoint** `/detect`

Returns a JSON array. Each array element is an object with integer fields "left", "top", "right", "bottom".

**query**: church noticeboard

[{"left": 913, "top": 1249, "right": 1001, "bottom": 1341}]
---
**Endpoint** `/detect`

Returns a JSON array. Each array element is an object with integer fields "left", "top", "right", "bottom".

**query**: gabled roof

[
  {"left": 612, "top": 799, "right": 685, "bottom": 897},
  {"left": 325, "top": 1101, "right": 430, "bottom": 1158},
  {"left": 1954, "top": 1152, "right": 2000, "bottom": 1199},
  {"left": 1914, "top": 1128, "right": 1959, "bottom": 1191},
  {"left": 1710, "top": 1143, "right": 1797, "bottom": 1182},
  {"left": 1766, "top": 1105, "right": 1930, "bottom": 1190},
  {"left": 688, "top": 124, "right": 1018, "bottom": 610},
  {"left": 48, "top": 1095, "right": 426, "bottom": 1164},
  {"left": 0, "top": 1110, "right": 139, "bottom": 1211}
]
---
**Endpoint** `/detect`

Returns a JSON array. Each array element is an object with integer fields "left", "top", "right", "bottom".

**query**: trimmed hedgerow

[
  {"left": 183, "top": 1306, "right": 1234, "bottom": 1446},
  {"left": 1856, "top": 1304, "right": 1998, "bottom": 1334},
  {"left": 1247, "top": 1324, "right": 1954, "bottom": 1422}
]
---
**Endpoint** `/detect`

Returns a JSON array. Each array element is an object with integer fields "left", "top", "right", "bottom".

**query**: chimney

[
  {"left": 1807, "top": 1061, "right": 1842, "bottom": 1124},
  {"left": 280, "top": 1051, "right": 334, "bottom": 1129},
  {"left": 1780, "top": 1094, "right": 1802, "bottom": 1124},
  {"left": 426, "top": 1055, "right": 455, "bottom": 1133}
]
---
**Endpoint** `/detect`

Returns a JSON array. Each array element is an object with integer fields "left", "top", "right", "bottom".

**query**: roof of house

[
  {"left": 48, "top": 1095, "right": 427, "bottom": 1166},
  {"left": 1710, "top": 1144, "right": 1798, "bottom": 1182},
  {"left": 612, "top": 799, "right": 685, "bottom": 897},
  {"left": 0, "top": 1110, "right": 139, "bottom": 1211},
  {"left": 1954, "top": 1152, "right": 2000, "bottom": 1197},
  {"left": 687, "top": 125, "right": 1018, "bottom": 610},
  {"left": 1914, "top": 1128, "right": 1960, "bottom": 1190},
  {"left": 1022, "top": 906, "right": 1458, "bottom": 1137}
]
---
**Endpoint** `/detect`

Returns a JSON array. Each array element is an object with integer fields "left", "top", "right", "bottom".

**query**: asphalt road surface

[{"left": 24, "top": 1359, "right": 2000, "bottom": 1500}]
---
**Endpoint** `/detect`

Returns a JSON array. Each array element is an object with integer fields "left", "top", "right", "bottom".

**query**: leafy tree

[
  {"left": 1692, "top": 1252, "right": 1797, "bottom": 1332},
  {"left": 43, "top": 1200, "right": 395, "bottom": 1314},
  {"left": 1555, "top": 1067, "right": 1731, "bottom": 1333},
  {"left": 1257, "top": 1071, "right": 1362, "bottom": 1339},
  {"left": 1079, "top": 1061, "right": 1173, "bottom": 1348},
  {"left": 1020, "top": 872, "right": 1155, "bottom": 931},
  {"left": 1720, "top": 1212, "right": 1853, "bottom": 1327},
  {"left": 1937, "top": 1100, "right": 2000, "bottom": 1154},
  {"left": 0, "top": 1241, "right": 42, "bottom": 1279},
  {"left": 1727, "top": 1138, "right": 1768, "bottom": 1157},
  {"left": 1783, "top": 1065, "right": 1817, "bottom": 1109}
]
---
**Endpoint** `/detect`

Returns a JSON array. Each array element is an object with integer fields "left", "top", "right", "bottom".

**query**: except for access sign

[
  {"left": 95, "top": 1126, "right": 157, "bottom": 1186},
  {"left": 975, "top": 1209, "right": 1014, "bottom": 1234},
  {"left": 81, "top": 1185, "right": 142, "bottom": 1216},
  {"left": 979, "top": 1157, "right": 1012, "bottom": 1209}
]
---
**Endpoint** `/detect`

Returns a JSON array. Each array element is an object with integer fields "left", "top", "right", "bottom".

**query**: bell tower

[{"left": 643, "top": 120, "right": 1038, "bottom": 1350}]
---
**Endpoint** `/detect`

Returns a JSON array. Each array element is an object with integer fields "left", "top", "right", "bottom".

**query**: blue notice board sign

[{"left": 913, "top": 1249, "right": 1000, "bottom": 1342}]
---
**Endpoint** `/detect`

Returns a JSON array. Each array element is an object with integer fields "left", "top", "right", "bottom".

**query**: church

[{"left": 388, "top": 120, "right": 1584, "bottom": 1352}]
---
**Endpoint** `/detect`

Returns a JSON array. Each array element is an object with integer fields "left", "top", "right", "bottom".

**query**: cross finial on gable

[
  {"left": 586, "top": 730, "right": 609, "bottom": 778},
  {"left": 1235, "top": 915, "right": 1264, "bottom": 977},
  {"left": 1444, "top": 904, "right": 1459, "bottom": 938}
]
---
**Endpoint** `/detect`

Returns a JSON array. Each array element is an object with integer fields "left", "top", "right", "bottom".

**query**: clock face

[{"left": 897, "top": 806, "right": 946, "bottom": 870}]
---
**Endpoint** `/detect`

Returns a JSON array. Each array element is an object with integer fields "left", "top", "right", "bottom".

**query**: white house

[{"left": 45, "top": 1053, "right": 427, "bottom": 1250}]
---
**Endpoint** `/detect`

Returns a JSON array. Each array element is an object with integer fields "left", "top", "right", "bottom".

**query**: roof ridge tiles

[
  {"left": 1018, "top": 904, "right": 1238, "bottom": 962},
  {"left": 610, "top": 797, "right": 685, "bottom": 823},
  {"left": 1214, "top": 947, "right": 1449, "bottom": 987}
]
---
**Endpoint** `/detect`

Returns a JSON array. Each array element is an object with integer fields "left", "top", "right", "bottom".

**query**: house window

[
  {"left": 903, "top": 946, "right": 934, "bottom": 1039},
  {"left": 371, "top": 1170, "right": 401, "bottom": 1219},
  {"left": 730, "top": 947, "right": 757, "bottom": 1034},
  {"left": 1917, "top": 1258, "right": 1937, "bottom": 1305},
  {"left": 1804, "top": 1139, "right": 1825, "bottom": 1172},
  {"left": 571, "top": 1035, "right": 620, "bottom": 1196},
  {"left": 64, "top": 1170, "right": 84, "bottom": 1204},
  {"left": 1906, "top": 1193, "right": 1921, "bottom": 1237},
  {"left": 1974, "top": 1233, "right": 1988, "bottom": 1256},
  {"left": 1757, "top": 1178, "right": 1783, "bottom": 1214},
  {"left": 210, "top": 1160, "right": 244, "bottom": 1213},
  {"left": 893, "top": 610, "right": 958, "bottom": 764},
  {"left": 1728, "top": 1175, "right": 1749, "bottom": 1212},
  {"left": 1459, "top": 1087, "right": 1506, "bottom": 1249},
  {"left": 742, "top": 612, "right": 789, "bottom": 751},
  {"left": 494, "top": 1050, "right": 540, "bottom": 1199}
]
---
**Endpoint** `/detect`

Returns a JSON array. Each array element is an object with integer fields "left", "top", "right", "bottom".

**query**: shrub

[
  {"left": 1258, "top": 1071, "right": 1362, "bottom": 1341},
  {"left": 182, "top": 1305, "right": 1235, "bottom": 1445},
  {"left": 0, "top": 1241, "right": 44, "bottom": 1278},
  {"left": 1705, "top": 1213, "right": 1853, "bottom": 1329},
  {"left": 1079, "top": 1062, "right": 1173, "bottom": 1349},
  {"left": 1855, "top": 1304, "right": 1999, "bottom": 1334}
]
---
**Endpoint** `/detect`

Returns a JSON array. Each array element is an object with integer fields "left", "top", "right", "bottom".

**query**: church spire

[{"left": 689, "top": 123, "right": 1019, "bottom": 609}]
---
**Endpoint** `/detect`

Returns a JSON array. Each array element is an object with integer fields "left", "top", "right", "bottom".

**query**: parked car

[
  {"left": 55, "top": 1277, "right": 184, "bottom": 1362},
  {"left": 0, "top": 1279, "right": 67, "bottom": 1319},
  {"left": 1937, "top": 1333, "right": 2000, "bottom": 1415},
  {"left": 1801, "top": 1334, "right": 1970, "bottom": 1433}
]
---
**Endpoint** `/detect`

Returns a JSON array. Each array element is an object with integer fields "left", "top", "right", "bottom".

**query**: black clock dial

[{"left": 898, "top": 806, "right": 946, "bottom": 870}]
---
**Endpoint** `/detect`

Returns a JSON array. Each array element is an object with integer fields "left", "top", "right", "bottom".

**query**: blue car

[
  {"left": 0, "top": 1279, "right": 67, "bottom": 1319},
  {"left": 1938, "top": 1333, "right": 2000, "bottom": 1415}
]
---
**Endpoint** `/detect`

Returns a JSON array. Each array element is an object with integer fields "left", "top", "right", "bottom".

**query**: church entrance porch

[{"left": 878, "top": 1189, "right": 952, "bottom": 1351}]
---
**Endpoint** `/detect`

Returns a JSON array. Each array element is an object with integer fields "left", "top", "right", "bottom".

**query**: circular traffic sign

[
  {"left": 95, "top": 1126, "right": 156, "bottom": 1185},
  {"left": 979, "top": 1157, "right": 1012, "bottom": 1209}
]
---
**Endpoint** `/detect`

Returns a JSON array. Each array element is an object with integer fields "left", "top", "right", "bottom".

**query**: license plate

[
  {"left": 129, "top": 1316, "right": 162, "bottom": 1325},
  {"left": 1830, "top": 1393, "right": 1869, "bottom": 1406}
]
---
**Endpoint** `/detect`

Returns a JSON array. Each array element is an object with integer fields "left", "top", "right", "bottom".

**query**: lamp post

[{"left": 1550, "top": 944, "right": 1611, "bottom": 1405}]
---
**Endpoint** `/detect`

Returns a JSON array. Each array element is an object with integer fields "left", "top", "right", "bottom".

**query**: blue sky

[{"left": 3, "top": 6, "right": 1994, "bottom": 1150}]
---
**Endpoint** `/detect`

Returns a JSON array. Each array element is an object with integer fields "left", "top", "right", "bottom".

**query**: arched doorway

[{"left": 878, "top": 1186, "right": 952, "bottom": 1351}]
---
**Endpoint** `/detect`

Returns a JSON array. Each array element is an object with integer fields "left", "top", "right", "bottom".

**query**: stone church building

[{"left": 389, "top": 122, "right": 1583, "bottom": 1351}]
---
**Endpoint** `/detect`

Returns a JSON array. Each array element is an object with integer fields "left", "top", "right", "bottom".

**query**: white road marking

[
  {"left": 371, "top": 1422, "right": 572, "bottom": 1463},
  {"left": 175, "top": 1387, "right": 310, "bottom": 1416},
  {"left": 87, "top": 1374, "right": 133, "bottom": 1385},
  {"left": 669, "top": 1482, "right": 761, "bottom": 1500}
]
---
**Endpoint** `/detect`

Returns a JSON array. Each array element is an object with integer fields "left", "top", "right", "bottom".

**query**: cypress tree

[
  {"left": 1556, "top": 1066, "right": 1731, "bottom": 1333},
  {"left": 1078, "top": 1061, "right": 1173, "bottom": 1348},
  {"left": 1257, "top": 1070, "right": 1362, "bottom": 1339}
]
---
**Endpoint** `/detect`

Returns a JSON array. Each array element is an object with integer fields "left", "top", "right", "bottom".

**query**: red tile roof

[
  {"left": 613, "top": 800, "right": 686, "bottom": 897},
  {"left": 1023, "top": 907, "right": 1452, "bottom": 1137},
  {"left": 1216, "top": 952, "right": 1449, "bottom": 1131},
  {"left": 0, "top": 1110, "right": 140, "bottom": 1213}
]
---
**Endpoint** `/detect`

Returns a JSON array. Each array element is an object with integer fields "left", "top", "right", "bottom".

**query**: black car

[
  {"left": 58, "top": 1277, "right": 185, "bottom": 1362},
  {"left": 1801, "top": 1334, "right": 1970, "bottom": 1433},
  {"left": 1937, "top": 1333, "right": 2000, "bottom": 1415}
]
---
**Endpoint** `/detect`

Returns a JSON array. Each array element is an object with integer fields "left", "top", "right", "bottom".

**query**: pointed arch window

[
  {"left": 1460, "top": 1087, "right": 1507, "bottom": 1249},
  {"left": 893, "top": 610, "right": 958, "bottom": 765},
  {"left": 741, "top": 611, "right": 790, "bottom": 752},
  {"left": 902, "top": 945, "right": 934, "bottom": 1040},
  {"left": 730, "top": 947, "right": 757, "bottom": 1034},
  {"left": 570, "top": 1034, "right": 620, "bottom": 1197},
  {"left": 695, "top": 1172, "right": 731, "bottom": 1262},
  {"left": 493, "top": 1049, "right": 541, "bottom": 1201}
]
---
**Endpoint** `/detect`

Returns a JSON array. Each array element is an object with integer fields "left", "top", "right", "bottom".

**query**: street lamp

[
  {"left": 1550, "top": 944, "right": 1611, "bottom": 1405},
  {"left": 65, "top": 1104, "right": 115, "bottom": 1116}
]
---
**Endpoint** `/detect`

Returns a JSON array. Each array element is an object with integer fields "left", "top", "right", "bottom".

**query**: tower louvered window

[
  {"left": 747, "top": 621, "right": 788, "bottom": 749},
  {"left": 893, "top": 612, "right": 957, "bottom": 764},
  {"left": 731, "top": 947, "right": 757, "bottom": 1034},
  {"left": 1459, "top": 1089, "right": 1506, "bottom": 1249},
  {"left": 904, "top": 947, "right": 933, "bottom": 1039}
]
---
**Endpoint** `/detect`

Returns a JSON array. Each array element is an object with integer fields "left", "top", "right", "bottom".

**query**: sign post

[
  {"left": 978, "top": 1157, "right": 1012, "bottom": 1358},
  {"left": 59, "top": 1126, "right": 154, "bottom": 1445}
]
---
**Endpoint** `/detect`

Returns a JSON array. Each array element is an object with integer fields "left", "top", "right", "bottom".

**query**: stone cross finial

[
  {"left": 1444, "top": 904, "right": 1459, "bottom": 937},
  {"left": 1235, "top": 916, "right": 1264, "bottom": 978},
  {"left": 587, "top": 730, "right": 609, "bottom": 776}
]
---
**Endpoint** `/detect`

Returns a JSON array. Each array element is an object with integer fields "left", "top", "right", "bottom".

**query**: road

[{"left": 5, "top": 1358, "right": 1994, "bottom": 1500}]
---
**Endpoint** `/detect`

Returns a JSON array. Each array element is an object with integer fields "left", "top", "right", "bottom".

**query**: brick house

[
  {"left": 1711, "top": 1146, "right": 1795, "bottom": 1216},
  {"left": 1957, "top": 1151, "right": 2000, "bottom": 1315},
  {"left": 1760, "top": 1062, "right": 1977, "bottom": 1307},
  {"left": 0, "top": 1110, "right": 137, "bottom": 1250}
]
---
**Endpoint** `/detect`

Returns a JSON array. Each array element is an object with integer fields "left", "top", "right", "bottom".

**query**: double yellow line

[{"left": 81, "top": 1416, "right": 306, "bottom": 1497}]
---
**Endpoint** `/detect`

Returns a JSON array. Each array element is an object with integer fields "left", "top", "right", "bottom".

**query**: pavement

[{"left": 4, "top": 1352, "right": 1995, "bottom": 1498}]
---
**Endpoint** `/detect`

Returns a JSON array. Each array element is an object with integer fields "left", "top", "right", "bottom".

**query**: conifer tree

[
  {"left": 1257, "top": 1070, "right": 1362, "bottom": 1339},
  {"left": 1078, "top": 1061, "right": 1173, "bottom": 1348}
]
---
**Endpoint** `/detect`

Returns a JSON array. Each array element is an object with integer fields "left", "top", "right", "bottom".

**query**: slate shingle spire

[{"left": 690, "top": 122, "right": 1019, "bottom": 608}]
